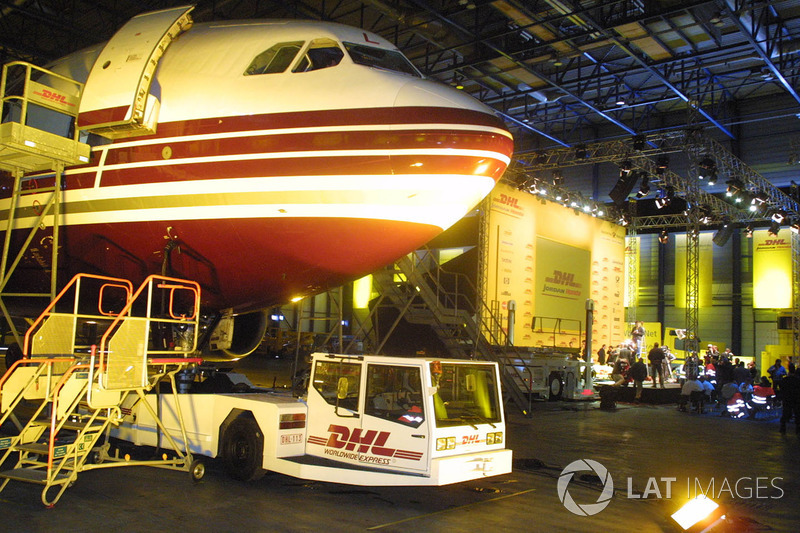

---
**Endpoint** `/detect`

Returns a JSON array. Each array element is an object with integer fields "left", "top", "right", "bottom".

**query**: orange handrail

[{"left": 23, "top": 273, "right": 133, "bottom": 357}]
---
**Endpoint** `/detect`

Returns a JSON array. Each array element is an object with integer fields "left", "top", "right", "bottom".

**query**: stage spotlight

[
  {"left": 772, "top": 209, "right": 787, "bottom": 224},
  {"left": 552, "top": 170, "right": 564, "bottom": 186},
  {"left": 745, "top": 224, "right": 754, "bottom": 238},
  {"left": 707, "top": 173, "right": 717, "bottom": 186},
  {"left": 656, "top": 155, "right": 669, "bottom": 175},
  {"left": 618, "top": 213, "right": 630, "bottom": 226},
  {"left": 609, "top": 162, "right": 638, "bottom": 206},
  {"left": 632, "top": 135, "right": 646, "bottom": 151},
  {"left": 655, "top": 186, "right": 674, "bottom": 209},
  {"left": 699, "top": 205, "right": 713, "bottom": 224},
  {"left": 535, "top": 152, "right": 548, "bottom": 164},
  {"left": 575, "top": 144, "right": 588, "bottom": 159},
  {"left": 791, "top": 220, "right": 800, "bottom": 234},
  {"left": 768, "top": 220, "right": 781, "bottom": 236},
  {"left": 750, "top": 191, "right": 768, "bottom": 212},
  {"left": 713, "top": 220, "right": 734, "bottom": 246},
  {"left": 635, "top": 174, "right": 651, "bottom": 198},
  {"left": 658, "top": 230, "right": 669, "bottom": 244},
  {"left": 698, "top": 156, "right": 716, "bottom": 179}
]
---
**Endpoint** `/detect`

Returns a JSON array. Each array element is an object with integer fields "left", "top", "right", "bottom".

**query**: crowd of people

[{"left": 596, "top": 328, "right": 800, "bottom": 433}]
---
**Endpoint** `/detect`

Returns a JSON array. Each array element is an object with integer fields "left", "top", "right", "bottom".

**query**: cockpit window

[
  {"left": 244, "top": 41, "right": 304, "bottom": 75},
  {"left": 292, "top": 39, "right": 344, "bottom": 73},
  {"left": 343, "top": 42, "right": 420, "bottom": 77}
]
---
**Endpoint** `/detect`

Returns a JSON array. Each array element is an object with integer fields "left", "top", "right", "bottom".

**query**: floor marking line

[{"left": 366, "top": 488, "right": 536, "bottom": 530}]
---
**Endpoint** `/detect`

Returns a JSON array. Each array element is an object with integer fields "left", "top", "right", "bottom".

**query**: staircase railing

[{"left": 391, "top": 248, "right": 534, "bottom": 416}]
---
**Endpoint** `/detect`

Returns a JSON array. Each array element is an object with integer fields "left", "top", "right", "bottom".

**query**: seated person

[
  {"left": 699, "top": 375, "right": 715, "bottom": 401},
  {"left": 753, "top": 376, "right": 775, "bottom": 398},
  {"left": 611, "top": 357, "right": 630, "bottom": 387},
  {"left": 750, "top": 376, "right": 776, "bottom": 415},
  {"left": 679, "top": 378, "right": 703, "bottom": 411}
]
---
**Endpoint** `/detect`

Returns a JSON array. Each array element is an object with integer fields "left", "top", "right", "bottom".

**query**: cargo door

[{"left": 78, "top": 5, "right": 194, "bottom": 139}]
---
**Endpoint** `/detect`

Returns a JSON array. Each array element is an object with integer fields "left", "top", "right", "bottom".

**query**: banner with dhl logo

[
  {"left": 753, "top": 228, "right": 792, "bottom": 309},
  {"left": 486, "top": 182, "right": 626, "bottom": 350}
]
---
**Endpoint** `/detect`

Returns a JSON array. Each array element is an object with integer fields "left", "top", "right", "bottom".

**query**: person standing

[
  {"left": 629, "top": 357, "right": 648, "bottom": 403},
  {"left": 648, "top": 342, "right": 665, "bottom": 388},
  {"left": 597, "top": 344, "right": 607, "bottom": 365},
  {"left": 779, "top": 366, "right": 800, "bottom": 434},
  {"left": 768, "top": 358, "right": 787, "bottom": 391},
  {"left": 631, "top": 321, "right": 645, "bottom": 357}
]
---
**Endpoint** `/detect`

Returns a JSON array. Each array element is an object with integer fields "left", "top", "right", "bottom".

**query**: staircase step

[
  {"left": 15, "top": 442, "right": 50, "bottom": 454},
  {"left": 0, "top": 468, "right": 70, "bottom": 485}
]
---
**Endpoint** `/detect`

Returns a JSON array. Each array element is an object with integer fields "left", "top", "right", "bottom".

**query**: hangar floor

[{"left": 1, "top": 353, "right": 798, "bottom": 532}]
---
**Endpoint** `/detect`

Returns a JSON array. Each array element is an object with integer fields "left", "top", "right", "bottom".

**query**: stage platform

[{"left": 597, "top": 382, "right": 682, "bottom": 405}]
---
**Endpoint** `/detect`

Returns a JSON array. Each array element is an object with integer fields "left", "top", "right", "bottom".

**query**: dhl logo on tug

[
  {"left": 308, "top": 425, "right": 423, "bottom": 465},
  {"left": 295, "top": 353, "right": 512, "bottom": 485}
]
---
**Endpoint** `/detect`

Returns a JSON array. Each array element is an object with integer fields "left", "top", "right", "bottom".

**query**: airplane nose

[{"left": 393, "top": 78, "right": 494, "bottom": 114}]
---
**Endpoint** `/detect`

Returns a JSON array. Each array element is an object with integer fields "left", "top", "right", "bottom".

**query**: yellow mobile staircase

[{"left": 0, "top": 273, "right": 204, "bottom": 506}]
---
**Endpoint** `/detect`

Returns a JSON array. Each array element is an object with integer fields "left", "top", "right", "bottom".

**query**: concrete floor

[{"left": 1, "top": 354, "right": 798, "bottom": 532}]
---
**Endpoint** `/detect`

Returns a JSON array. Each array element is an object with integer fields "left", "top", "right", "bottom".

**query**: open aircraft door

[{"left": 77, "top": 5, "right": 194, "bottom": 139}]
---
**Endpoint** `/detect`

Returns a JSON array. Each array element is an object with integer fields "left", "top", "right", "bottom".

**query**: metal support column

[
  {"left": 793, "top": 231, "right": 800, "bottom": 358},
  {"left": 625, "top": 205, "right": 638, "bottom": 324}
]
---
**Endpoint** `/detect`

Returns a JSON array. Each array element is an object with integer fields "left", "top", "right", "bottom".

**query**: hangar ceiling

[{"left": 2, "top": 0, "right": 800, "bottom": 207}]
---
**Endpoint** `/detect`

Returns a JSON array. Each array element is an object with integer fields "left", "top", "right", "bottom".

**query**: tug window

[
  {"left": 244, "top": 41, "right": 304, "bottom": 75},
  {"left": 313, "top": 360, "right": 361, "bottom": 412},
  {"left": 366, "top": 365, "right": 424, "bottom": 428},
  {"left": 343, "top": 42, "right": 420, "bottom": 77},
  {"left": 292, "top": 39, "right": 344, "bottom": 72}
]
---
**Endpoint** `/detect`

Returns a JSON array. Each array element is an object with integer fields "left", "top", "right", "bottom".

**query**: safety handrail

[
  {"left": 97, "top": 274, "right": 200, "bottom": 389},
  {"left": 23, "top": 273, "right": 134, "bottom": 357},
  {"left": 1, "top": 61, "right": 84, "bottom": 129}
]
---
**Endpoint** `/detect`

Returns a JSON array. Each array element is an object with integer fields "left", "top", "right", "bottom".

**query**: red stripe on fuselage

[
  {"left": 101, "top": 129, "right": 512, "bottom": 167},
  {"left": 149, "top": 107, "right": 509, "bottom": 139},
  {"left": 90, "top": 155, "right": 506, "bottom": 187}
]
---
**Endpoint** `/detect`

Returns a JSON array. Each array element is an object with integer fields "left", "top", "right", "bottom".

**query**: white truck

[{"left": 113, "top": 352, "right": 512, "bottom": 486}]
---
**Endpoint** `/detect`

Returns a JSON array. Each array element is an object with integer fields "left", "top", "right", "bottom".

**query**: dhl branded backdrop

[
  {"left": 486, "top": 183, "right": 626, "bottom": 349},
  {"left": 753, "top": 228, "right": 793, "bottom": 309}
]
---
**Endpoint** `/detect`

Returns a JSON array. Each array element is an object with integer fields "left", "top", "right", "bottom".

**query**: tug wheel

[
  {"left": 548, "top": 372, "right": 563, "bottom": 401},
  {"left": 221, "top": 416, "right": 265, "bottom": 481}
]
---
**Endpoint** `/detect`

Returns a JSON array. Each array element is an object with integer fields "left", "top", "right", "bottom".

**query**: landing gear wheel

[
  {"left": 190, "top": 458, "right": 206, "bottom": 482},
  {"left": 548, "top": 373, "right": 563, "bottom": 401},
  {"left": 221, "top": 417, "right": 265, "bottom": 481}
]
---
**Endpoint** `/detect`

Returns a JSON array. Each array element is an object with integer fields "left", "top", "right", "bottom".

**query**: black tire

[
  {"left": 4, "top": 342, "right": 23, "bottom": 370},
  {"left": 221, "top": 416, "right": 265, "bottom": 481},
  {"left": 548, "top": 373, "right": 563, "bottom": 401}
]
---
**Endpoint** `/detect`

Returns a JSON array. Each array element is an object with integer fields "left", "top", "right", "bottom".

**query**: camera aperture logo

[{"left": 557, "top": 459, "right": 614, "bottom": 516}]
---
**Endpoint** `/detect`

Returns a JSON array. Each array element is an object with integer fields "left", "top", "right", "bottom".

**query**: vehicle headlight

[
  {"left": 486, "top": 431, "right": 503, "bottom": 445},
  {"left": 436, "top": 437, "right": 456, "bottom": 451}
]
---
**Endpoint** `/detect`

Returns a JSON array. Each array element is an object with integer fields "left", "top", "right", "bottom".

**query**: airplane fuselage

[{"left": 1, "top": 18, "right": 513, "bottom": 313}]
